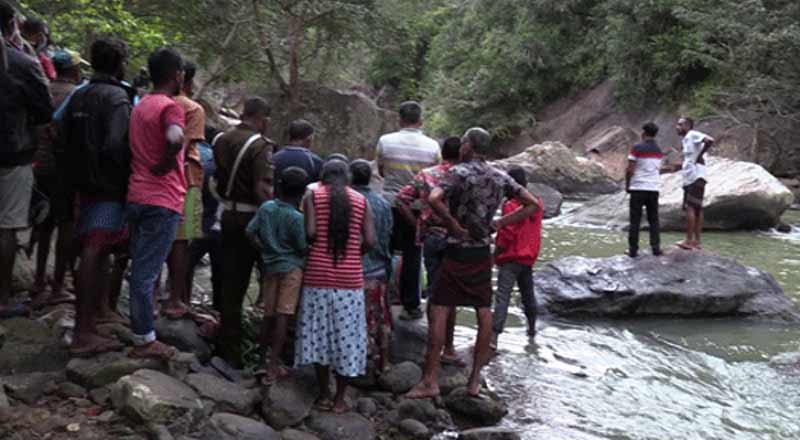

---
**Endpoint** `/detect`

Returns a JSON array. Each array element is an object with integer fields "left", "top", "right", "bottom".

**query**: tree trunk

[{"left": 286, "top": 15, "right": 305, "bottom": 118}]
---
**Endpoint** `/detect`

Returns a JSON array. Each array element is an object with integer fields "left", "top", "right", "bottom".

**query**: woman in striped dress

[{"left": 295, "top": 160, "right": 375, "bottom": 413}]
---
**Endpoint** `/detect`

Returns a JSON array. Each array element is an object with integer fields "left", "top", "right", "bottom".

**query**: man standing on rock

[
  {"left": 407, "top": 128, "right": 539, "bottom": 398},
  {"left": 625, "top": 122, "right": 664, "bottom": 257},
  {"left": 214, "top": 97, "right": 276, "bottom": 367},
  {"left": 376, "top": 101, "right": 441, "bottom": 321},
  {"left": 676, "top": 117, "right": 714, "bottom": 250},
  {"left": 0, "top": 0, "right": 53, "bottom": 318}
]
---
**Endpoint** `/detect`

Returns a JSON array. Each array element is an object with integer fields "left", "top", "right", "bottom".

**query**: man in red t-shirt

[
  {"left": 492, "top": 167, "right": 543, "bottom": 347},
  {"left": 126, "top": 48, "right": 186, "bottom": 361}
]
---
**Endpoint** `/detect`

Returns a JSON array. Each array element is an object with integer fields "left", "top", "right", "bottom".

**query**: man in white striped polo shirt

[{"left": 376, "top": 101, "right": 441, "bottom": 320}]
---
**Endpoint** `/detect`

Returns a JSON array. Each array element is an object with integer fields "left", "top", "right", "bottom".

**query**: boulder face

[
  {"left": 491, "top": 142, "right": 619, "bottom": 196},
  {"left": 560, "top": 157, "right": 794, "bottom": 231},
  {"left": 111, "top": 369, "right": 205, "bottom": 431},
  {"left": 583, "top": 125, "right": 640, "bottom": 181},
  {"left": 527, "top": 183, "right": 563, "bottom": 219},
  {"left": 535, "top": 251, "right": 800, "bottom": 320}
]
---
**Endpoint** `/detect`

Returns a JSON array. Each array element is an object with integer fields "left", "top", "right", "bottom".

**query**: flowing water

[{"left": 453, "top": 207, "right": 800, "bottom": 439}]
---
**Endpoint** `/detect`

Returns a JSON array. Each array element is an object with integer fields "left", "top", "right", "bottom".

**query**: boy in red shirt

[{"left": 492, "top": 167, "right": 543, "bottom": 348}]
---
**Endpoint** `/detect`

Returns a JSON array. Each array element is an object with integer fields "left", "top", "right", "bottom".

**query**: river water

[{"left": 452, "top": 207, "right": 800, "bottom": 439}]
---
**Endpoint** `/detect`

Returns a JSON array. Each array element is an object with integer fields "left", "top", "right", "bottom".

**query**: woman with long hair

[{"left": 295, "top": 160, "right": 375, "bottom": 413}]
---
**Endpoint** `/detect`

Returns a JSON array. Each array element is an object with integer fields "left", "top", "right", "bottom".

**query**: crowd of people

[{"left": 1, "top": 0, "right": 714, "bottom": 413}]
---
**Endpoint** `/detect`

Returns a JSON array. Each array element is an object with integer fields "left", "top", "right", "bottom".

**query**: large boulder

[
  {"left": 561, "top": 157, "right": 794, "bottom": 230},
  {"left": 535, "top": 251, "right": 800, "bottom": 320},
  {"left": 582, "top": 125, "right": 639, "bottom": 181},
  {"left": 185, "top": 373, "right": 261, "bottom": 415},
  {"left": 527, "top": 183, "right": 563, "bottom": 219},
  {"left": 201, "top": 413, "right": 280, "bottom": 440},
  {"left": 491, "top": 142, "right": 618, "bottom": 196},
  {"left": 66, "top": 351, "right": 166, "bottom": 389},
  {"left": 306, "top": 411, "right": 376, "bottom": 440},
  {"left": 111, "top": 369, "right": 205, "bottom": 432}
]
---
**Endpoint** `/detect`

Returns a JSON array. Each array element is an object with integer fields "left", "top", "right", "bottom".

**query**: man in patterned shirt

[{"left": 406, "top": 128, "right": 540, "bottom": 399}]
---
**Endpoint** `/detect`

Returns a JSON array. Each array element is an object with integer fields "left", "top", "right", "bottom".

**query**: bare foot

[
  {"left": 163, "top": 301, "right": 191, "bottom": 319},
  {"left": 332, "top": 401, "right": 351, "bottom": 414},
  {"left": 676, "top": 240, "right": 694, "bottom": 250},
  {"left": 466, "top": 380, "right": 481, "bottom": 397},
  {"left": 405, "top": 382, "right": 440, "bottom": 399},
  {"left": 314, "top": 397, "right": 334, "bottom": 411}
]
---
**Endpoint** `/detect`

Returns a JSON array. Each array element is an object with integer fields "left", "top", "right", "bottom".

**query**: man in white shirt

[
  {"left": 625, "top": 122, "right": 664, "bottom": 257},
  {"left": 676, "top": 117, "right": 715, "bottom": 250},
  {"left": 376, "top": 101, "right": 440, "bottom": 320}
]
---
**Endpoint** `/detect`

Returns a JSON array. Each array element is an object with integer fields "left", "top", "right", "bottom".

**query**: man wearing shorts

[
  {"left": 676, "top": 117, "right": 715, "bottom": 250},
  {"left": 0, "top": 1, "right": 53, "bottom": 318},
  {"left": 406, "top": 128, "right": 539, "bottom": 399}
]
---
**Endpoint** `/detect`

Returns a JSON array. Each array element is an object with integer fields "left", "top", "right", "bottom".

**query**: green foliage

[{"left": 19, "top": 0, "right": 174, "bottom": 70}]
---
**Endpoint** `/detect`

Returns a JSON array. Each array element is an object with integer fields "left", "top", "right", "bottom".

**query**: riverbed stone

[
  {"left": 379, "top": 361, "right": 422, "bottom": 394},
  {"left": 66, "top": 351, "right": 166, "bottom": 389},
  {"left": 396, "top": 398, "right": 440, "bottom": 425},
  {"left": 261, "top": 373, "right": 317, "bottom": 429},
  {"left": 0, "top": 317, "right": 69, "bottom": 375},
  {"left": 390, "top": 310, "right": 428, "bottom": 364},
  {"left": 527, "top": 183, "right": 563, "bottom": 218},
  {"left": 399, "top": 419, "right": 431, "bottom": 439},
  {"left": 458, "top": 428, "right": 521, "bottom": 440},
  {"left": 535, "top": 251, "right": 800, "bottom": 320},
  {"left": 445, "top": 388, "right": 508, "bottom": 427},
  {"left": 306, "top": 411, "right": 376, "bottom": 440},
  {"left": 90, "top": 386, "right": 111, "bottom": 406},
  {"left": 111, "top": 369, "right": 205, "bottom": 432},
  {"left": 201, "top": 412, "right": 280, "bottom": 440},
  {"left": 57, "top": 381, "right": 87, "bottom": 399},
  {"left": 560, "top": 157, "right": 794, "bottom": 230},
  {"left": 282, "top": 428, "right": 322, "bottom": 440},
  {"left": 186, "top": 373, "right": 261, "bottom": 415},
  {"left": 1, "top": 371, "right": 63, "bottom": 404},
  {"left": 154, "top": 318, "right": 212, "bottom": 362},
  {"left": 356, "top": 397, "right": 378, "bottom": 417}
]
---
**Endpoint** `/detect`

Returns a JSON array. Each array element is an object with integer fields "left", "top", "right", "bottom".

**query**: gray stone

[
  {"left": 306, "top": 411, "right": 376, "bottom": 440},
  {"left": 261, "top": 373, "right": 317, "bottom": 429},
  {"left": 0, "top": 317, "right": 69, "bottom": 375},
  {"left": 399, "top": 419, "right": 431, "bottom": 439},
  {"left": 491, "top": 142, "right": 619, "bottom": 196},
  {"left": 356, "top": 397, "right": 378, "bottom": 417},
  {"left": 396, "top": 398, "right": 440, "bottom": 425},
  {"left": 66, "top": 351, "right": 166, "bottom": 389},
  {"left": 445, "top": 388, "right": 508, "bottom": 427},
  {"left": 90, "top": 387, "right": 112, "bottom": 406},
  {"left": 560, "top": 157, "right": 794, "bottom": 231},
  {"left": 458, "top": 428, "right": 521, "bottom": 440},
  {"left": 111, "top": 369, "right": 205, "bottom": 433},
  {"left": 379, "top": 361, "right": 422, "bottom": 394},
  {"left": 527, "top": 183, "right": 563, "bottom": 219},
  {"left": 390, "top": 310, "right": 428, "bottom": 365},
  {"left": 439, "top": 365, "right": 469, "bottom": 395},
  {"left": 282, "top": 428, "right": 322, "bottom": 440},
  {"left": 155, "top": 318, "right": 212, "bottom": 362},
  {"left": 535, "top": 252, "right": 800, "bottom": 320},
  {"left": 57, "top": 381, "right": 87, "bottom": 399},
  {"left": 201, "top": 412, "right": 280, "bottom": 440},
  {"left": 1, "top": 372, "right": 63, "bottom": 404},
  {"left": 185, "top": 373, "right": 261, "bottom": 415}
]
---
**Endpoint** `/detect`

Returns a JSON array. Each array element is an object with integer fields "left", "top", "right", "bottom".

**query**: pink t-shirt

[{"left": 128, "top": 93, "right": 187, "bottom": 213}]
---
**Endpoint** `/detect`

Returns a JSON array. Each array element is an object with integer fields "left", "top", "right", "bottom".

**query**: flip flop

[
  {"left": 128, "top": 341, "right": 177, "bottom": 361},
  {"left": 163, "top": 306, "right": 191, "bottom": 320},
  {"left": 676, "top": 241, "right": 694, "bottom": 250},
  {"left": 0, "top": 303, "right": 29, "bottom": 319},
  {"left": 69, "top": 338, "right": 124, "bottom": 358},
  {"left": 313, "top": 398, "right": 334, "bottom": 411},
  {"left": 46, "top": 293, "right": 77, "bottom": 306}
]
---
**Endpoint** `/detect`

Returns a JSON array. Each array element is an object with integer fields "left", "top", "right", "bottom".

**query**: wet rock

[
  {"left": 155, "top": 318, "right": 212, "bottom": 362},
  {"left": 535, "top": 252, "right": 800, "bottom": 320},
  {"left": 185, "top": 373, "right": 261, "bottom": 415},
  {"left": 0, "top": 317, "right": 69, "bottom": 375},
  {"left": 201, "top": 412, "right": 280, "bottom": 440},
  {"left": 439, "top": 365, "right": 469, "bottom": 395},
  {"left": 111, "top": 369, "right": 205, "bottom": 433},
  {"left": 57, "top": 381, "right": 87, "bottom": 399},
  {"left": 1, "top": 372, "right": 63, "bottom": 404},
  {"left": 261, "top": 373, "right": 317, "bottom": 429},
  {"left": 90, "top": 386, "right": 112, "bottom": 406},
  {"left": 396, "top": 398, "right": 440, "bottom": 425},
  {"left": 399, "top": 419, "right": 431, "bottom": 439},
  {"left": 306, "top": 411, "right": 376, "bottom": 440},
  {"left": 356, "top": 397, "right": 378, "bottom": 417},
  {"left": 769, "top": 352, "right": 800, "bottom": 370},
  {"left": 491, "top": 142, "right": 619, "bottom": 196},
  {"left": 66, "top": 351, "right": 166, "bottom": 389},
  {"left": 445, "top": 388, "right": 508, "bottom": 427},
  {"left": 97, "top": 322, "right": 136, "bottom": 345},
  {"left": 561, "top": 157, "right": 794, "bottom": 230},
  {"left": 527, "top": 183, "right": 563, "bottom": 219},
  {"left": 379, "top": 361, "right": 422, "bottom": 394},
  {"left": 458, "top": 428, "right": 521, "bottom": 440},
  {"left": 282, "top": 428, "right": 322, "bottom": 440}
]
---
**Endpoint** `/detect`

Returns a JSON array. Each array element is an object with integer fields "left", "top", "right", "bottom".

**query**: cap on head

[{"left": 52, "top": 49, "right": 89, "bottom": 71}]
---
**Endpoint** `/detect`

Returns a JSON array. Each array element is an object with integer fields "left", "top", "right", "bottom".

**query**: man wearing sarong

[
  {"left": 406, "top": 128, "right": 539, "bottom": 398},
  {"left": 676, "top": 117, "right": 714, "bottom": 250}
]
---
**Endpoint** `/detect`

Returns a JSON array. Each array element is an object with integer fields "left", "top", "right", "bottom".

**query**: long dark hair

[{"left": 321, "top": 160, "right": 351, "bottom": 266}]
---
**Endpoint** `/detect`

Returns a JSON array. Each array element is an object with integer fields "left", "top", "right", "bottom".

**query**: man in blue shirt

[{"left": 273, "top": 119, "right": 323, "bottom": 192}]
